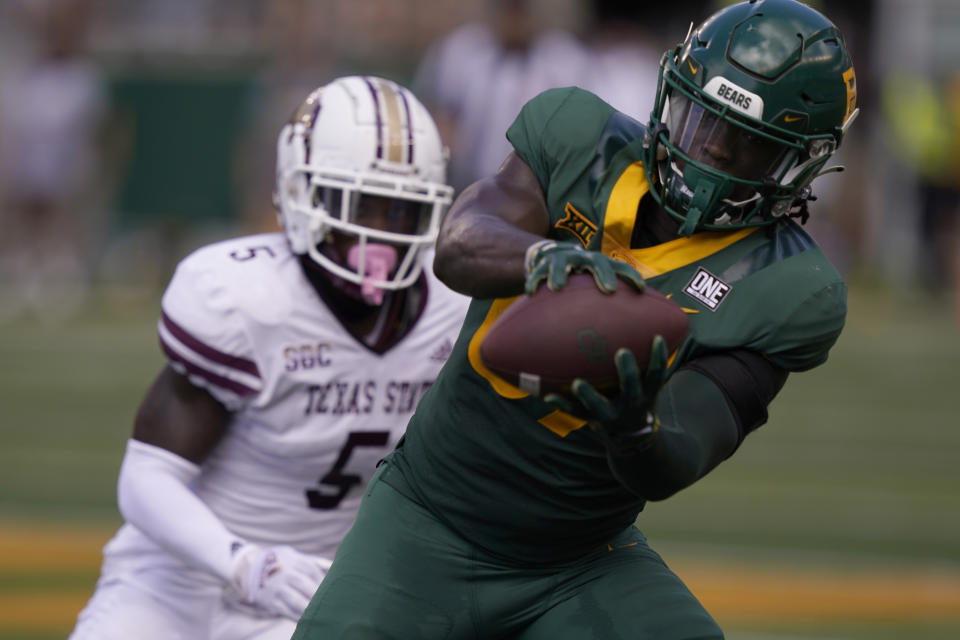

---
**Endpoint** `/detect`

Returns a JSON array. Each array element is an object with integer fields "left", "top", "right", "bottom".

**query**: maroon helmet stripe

[
  {"left": 363, "top": 76, "right": 385, "bottom": 160},
  {"left": 398, "top": 86, "right": 414, "bottom": 164},
  {"left": 304, "top": 99, "right": 320, "bottom": 164}
]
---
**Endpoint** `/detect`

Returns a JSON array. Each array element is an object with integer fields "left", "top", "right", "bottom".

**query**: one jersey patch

[{"left": 683, "top": 267, "right": 732, "bottom": 311}]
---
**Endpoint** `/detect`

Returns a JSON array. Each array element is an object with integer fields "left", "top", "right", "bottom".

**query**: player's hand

[
  {"left": 228, "top": 544, "right": 333, "bottom": 620},
  {"left": 545, "top": 336, "right": 670, "bottom": 453},
  {"left": 524, "top": 240, "right": 646, "bottom": 294}
]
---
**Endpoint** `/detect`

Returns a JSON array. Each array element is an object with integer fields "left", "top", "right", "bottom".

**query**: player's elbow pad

[
  {"left": 680, "top": 349, "right": 788, "bottom": 446},
  {"left": 608, "top": 351, "right": 787, "bottom": 500}
]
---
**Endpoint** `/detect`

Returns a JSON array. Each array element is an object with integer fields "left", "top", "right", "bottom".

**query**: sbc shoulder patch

[
  {"left": 555, "top": 202, "right": 597, "bottom": 248},
  {"left": 683, "top": 267, "right": 731, "bottom": 311}
]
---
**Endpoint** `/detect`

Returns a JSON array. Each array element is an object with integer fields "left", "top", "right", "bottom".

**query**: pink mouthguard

[{"left": 347, "top": 243, "right": 398, "bottom": 305}]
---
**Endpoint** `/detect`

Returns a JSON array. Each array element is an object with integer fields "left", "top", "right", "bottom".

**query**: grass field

[{"left": 1, "top": 279, "right": 958, "bottom": 639}]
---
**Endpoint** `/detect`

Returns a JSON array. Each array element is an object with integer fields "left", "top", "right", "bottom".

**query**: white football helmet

[{"left": 275, "top": 76, "right": 453, "bottom": 303}]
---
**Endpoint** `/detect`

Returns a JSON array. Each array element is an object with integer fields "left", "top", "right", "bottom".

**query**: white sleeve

[
  {"left": 118, "top": 439, "right": 334, "bottom": 621},
  {"left": 157, "top": 250, "right": 263, "bottom": 411},
  {"left": 117, "top": 438, "right": 243, "bottom": 582}
]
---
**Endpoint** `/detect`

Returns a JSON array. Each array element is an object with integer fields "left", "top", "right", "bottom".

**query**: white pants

[{"left": 69, "top": 564, "right": 296, "bottom": 640}]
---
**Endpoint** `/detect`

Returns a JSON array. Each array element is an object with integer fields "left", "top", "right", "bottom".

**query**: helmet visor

[{"left": 666, "top": 92, "right": 794, "bottom": 187}]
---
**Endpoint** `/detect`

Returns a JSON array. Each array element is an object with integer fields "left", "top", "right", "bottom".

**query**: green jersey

[{"left": 390, "top": 87, "right": 846, "bottom": 564}]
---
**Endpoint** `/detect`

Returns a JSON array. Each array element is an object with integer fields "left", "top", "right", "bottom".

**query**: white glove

[{"left": 228, "top": 544, "right": 333, "bottom": 620}]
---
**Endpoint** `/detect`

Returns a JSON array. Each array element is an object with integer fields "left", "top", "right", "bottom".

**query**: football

[{"left": 479, "top": 274, "right": 689, "bottom": 397}]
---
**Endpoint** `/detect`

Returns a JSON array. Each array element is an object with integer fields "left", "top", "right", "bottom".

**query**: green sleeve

[
  {"left": 506, "top": 87, "right": 616, "bottom": 201},
  {"left": 607, "top": 368, "right": 740, "bottom": 501},
  {"left": 765, "top": 280, "right": 847, "bottom": 372}
]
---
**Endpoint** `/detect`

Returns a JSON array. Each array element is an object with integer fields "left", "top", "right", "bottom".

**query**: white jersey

[{"left": 99, "top": 231, "right": 469, "bottom": 583}]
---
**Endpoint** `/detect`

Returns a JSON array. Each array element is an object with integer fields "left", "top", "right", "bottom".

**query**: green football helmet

[{"left": 642, "top": 0, "right": 859, "bottom": 236}]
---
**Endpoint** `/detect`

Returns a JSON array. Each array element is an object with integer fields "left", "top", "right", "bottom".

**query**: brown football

[{"left": 479, "top": 274, "right": 689, "bottom": 396}]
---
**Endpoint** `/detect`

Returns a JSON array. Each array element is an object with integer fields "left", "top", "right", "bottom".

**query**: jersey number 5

[{"left": 306, "top": 431, "right": 390, "bottom": 509}]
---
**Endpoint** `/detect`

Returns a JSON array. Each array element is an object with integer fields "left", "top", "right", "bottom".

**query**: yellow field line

[
  {"left": 0, "top": 526, "right": 109, "bottom": 632},
  {"left": 0, "top": 526, "right": 110, "bottom": 571},
  {"left": 674, "top": 560, "right": 960, "bottom": 624},
  {"left": 2, "top": 525, "right": 960, "bottom": 631},
  {"left": 0, "top": 593, "right": 88, "bottom": 631}
]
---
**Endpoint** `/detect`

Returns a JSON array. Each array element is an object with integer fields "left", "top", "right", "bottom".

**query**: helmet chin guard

[
  {"left": 663, "top": 161, "right": 734, "bottom": 236},
  {"left": 275, "top": 76, "right": 453, "bottom": 295}
]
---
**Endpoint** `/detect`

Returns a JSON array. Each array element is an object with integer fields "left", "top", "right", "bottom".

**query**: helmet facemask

[{"left": 286, "top": 165, "right": 450, "bottom": 305}]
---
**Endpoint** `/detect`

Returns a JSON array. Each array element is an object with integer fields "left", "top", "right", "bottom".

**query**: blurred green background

[{"left": 1, "top": 277, "right": 958, "bottom": 640}]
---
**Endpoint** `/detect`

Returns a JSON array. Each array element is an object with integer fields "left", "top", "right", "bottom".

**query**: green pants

[{"left": 293, "top": 460, "right": 722, "bottom": 640}]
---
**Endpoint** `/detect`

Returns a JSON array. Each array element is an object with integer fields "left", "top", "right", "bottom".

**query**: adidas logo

[
  {"left": 683, "top": 267, "right": 732, "bottom": 311},
  {"left": 429, "top": 338, "right": 454, "bottom": 362}
]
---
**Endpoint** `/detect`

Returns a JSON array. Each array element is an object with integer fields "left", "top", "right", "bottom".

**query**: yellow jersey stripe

[
  {"left": 467, "top": 299, "right": 589, "bottom": 436},
  {"left": 601, "top": 162, "right": 760, "bottom": 276},
  {"left": 467, "top": 297, "right": 529, "bottom": 399}
]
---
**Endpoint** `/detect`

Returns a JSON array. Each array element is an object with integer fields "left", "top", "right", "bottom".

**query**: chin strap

[
  {"left": 678, "top": 178, "right": 718, "bottom": 236},
  {"left": 678, "top": 207, "right": 703, "bottom": 237},
  {"left": 676, "top": 158, "right": 735, "bottom": 237}
]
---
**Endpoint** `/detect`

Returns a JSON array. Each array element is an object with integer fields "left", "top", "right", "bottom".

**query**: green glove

[
  {"left": 524, "top": 240, "right": 646, "bottom": 295},
  {"left": 545, "top": 336, "right": 670, "bottom": 453}
]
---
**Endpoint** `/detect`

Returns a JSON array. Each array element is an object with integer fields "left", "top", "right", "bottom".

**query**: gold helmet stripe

[
  {"left": 376, "top": 79, "right": 406, "bottom": 164},
  {"left": 364, "top": 77, "right": 412, "bottom": 165}
]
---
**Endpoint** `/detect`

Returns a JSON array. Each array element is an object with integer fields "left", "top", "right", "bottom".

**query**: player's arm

[
  {"left": 434, "top": 151, "right": 551, "bottom": 299},
  {"left": 605, "top": 349, "right": 788, "bottom": 500},
  {"left": 118, "top": 365, "right": 240, "bottom": 582},
  {"left": 435, "top": 151, "right": 647, "bottom": 299},
  {"left": 132, "top": 364, "right": 230, "bottom": 461},
  {"left": 117, "top": 365, "right": 329, "bottom": 620}
]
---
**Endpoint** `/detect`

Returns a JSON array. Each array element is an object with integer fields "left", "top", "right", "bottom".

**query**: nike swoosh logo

[
  {"left": 687, "top": 59, "right": 698, "bottom": 74},
  {"left": 784, "top": 114, "right": 804, "bottom": 123}
]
